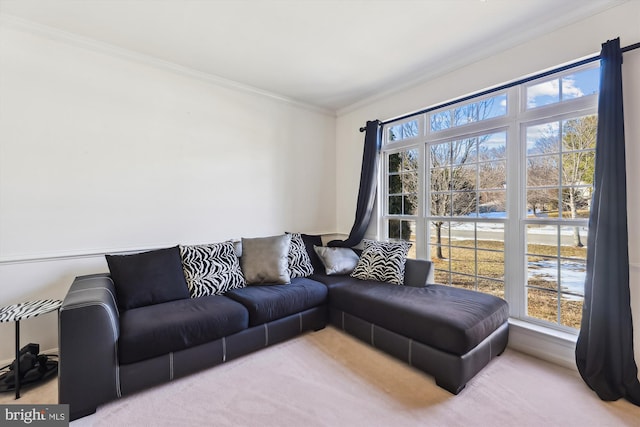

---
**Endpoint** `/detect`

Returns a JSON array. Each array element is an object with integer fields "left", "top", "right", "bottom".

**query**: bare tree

[
  {"left": 526, "top": 143, "right": 559, "bottom": 216},
  {"left": 525, "top": 116, "right": 596, "bottom": 246},
  {"left": 478, "top": 144, "right": 507, "bottom": 212},
  {"left": 430, "top": 138, "right": 478, "bottom": 258},
  {"left": 429, "top": 98, "right": 498, "bottom": 259},
  {"left": 561, "top": 116, "right": 597, "bottom": 246}
]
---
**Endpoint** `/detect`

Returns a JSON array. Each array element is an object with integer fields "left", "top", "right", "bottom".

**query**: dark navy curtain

[
  {"left": 575, "top": 38, "right": 640, "bottom": 406},
  {"left": 328, "top": 120, "right": 382, "bottom": 248}
]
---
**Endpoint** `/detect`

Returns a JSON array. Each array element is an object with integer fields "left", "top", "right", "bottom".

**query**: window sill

[
  {"left": 508, "top": 318, "right": 578, "bottom": 342},
  {"left": 507, "top": 318, "right": 578, "bottom": 371}
]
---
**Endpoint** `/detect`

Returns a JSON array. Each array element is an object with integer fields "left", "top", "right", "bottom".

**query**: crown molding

[{"left": 0, "top": 13, "right": 335, "bottom": 117}]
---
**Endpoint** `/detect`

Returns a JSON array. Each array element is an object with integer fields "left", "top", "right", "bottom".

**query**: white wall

[
  {"left": 0, "top": 23, "right": 336, "bottom": 360},
  {"left": 335, "top": 1, "right": 640, "bottom": 369}
]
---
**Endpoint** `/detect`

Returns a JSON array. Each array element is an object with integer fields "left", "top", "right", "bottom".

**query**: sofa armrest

[
  {"left": 59, "top": 273, "right": 121, "bottom": 420},
  {"left": 404, "top": 259, "right": 435, "bottom": 287}
]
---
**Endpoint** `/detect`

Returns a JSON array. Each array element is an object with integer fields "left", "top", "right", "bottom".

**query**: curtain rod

[{"left": 359, "top": 40, "right": 640, "bottom": 132}]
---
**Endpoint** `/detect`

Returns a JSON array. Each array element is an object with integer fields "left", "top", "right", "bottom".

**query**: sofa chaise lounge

[{"left": 59, "top": 234, "right": 509, "bottom": 420}]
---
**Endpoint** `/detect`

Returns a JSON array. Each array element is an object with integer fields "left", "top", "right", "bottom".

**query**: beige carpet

[{"left": 4, "top": 327, "right": 640, "bottom": 426}]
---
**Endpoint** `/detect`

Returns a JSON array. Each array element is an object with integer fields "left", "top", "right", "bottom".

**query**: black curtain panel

[
  {"left": 575, "top": 38, "right": 640, "bottom": 406},
  {"left": 328, "top": 120, "right": 382, "bottom": 248}
]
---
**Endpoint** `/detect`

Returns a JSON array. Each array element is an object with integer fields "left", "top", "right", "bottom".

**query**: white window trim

[{"left": 379, "top": 63, "right": 599, "bottom": 335}]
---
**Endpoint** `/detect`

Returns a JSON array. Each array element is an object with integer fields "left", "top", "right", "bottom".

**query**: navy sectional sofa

[{"left": 59, "top": 240, "right": 509, "bottom": 421}]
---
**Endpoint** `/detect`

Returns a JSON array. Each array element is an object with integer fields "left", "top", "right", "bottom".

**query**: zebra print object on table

[{"left": 0, "top": 299, "right": 62, "bottom": 323}]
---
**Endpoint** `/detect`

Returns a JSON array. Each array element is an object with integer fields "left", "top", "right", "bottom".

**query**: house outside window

[{"left": 381, "top": 64, "right": 599, "bottom": 331}]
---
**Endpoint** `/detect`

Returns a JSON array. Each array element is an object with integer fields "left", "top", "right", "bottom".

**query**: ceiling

[{"left": 0, "top": 0, "right": 624, "bottom": 112}]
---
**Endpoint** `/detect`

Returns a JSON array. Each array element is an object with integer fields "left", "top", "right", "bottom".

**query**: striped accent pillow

[
  {"left": 350, "top": 239, "right": 411, "bottom": 285},
  {"left": 287, "top": 233, "right": 314, "bottom": 278},
  {"left": 180, "top": 241, "right": 246, "bottom": 297}
]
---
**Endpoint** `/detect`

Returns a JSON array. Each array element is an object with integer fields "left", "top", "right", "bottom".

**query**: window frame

[{"left": 380, "top": 62, "right": 599, "bottom": 334}]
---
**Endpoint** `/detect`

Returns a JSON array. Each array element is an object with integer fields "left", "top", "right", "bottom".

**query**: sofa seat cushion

[
  {"left": 225, "top": 277, "right": 328, "bottom": 326},
  {"left": 119, "top": 295, "right": 248, "bottom": 364},
  {"left": 311, "top": 258, "right": 434, "bottom": 290},
  {"left": 309, "top": 274, "right": 354, "bottom": 292},
  {"left": 330, "top": 279, "right": 509, "bottom": 356}
]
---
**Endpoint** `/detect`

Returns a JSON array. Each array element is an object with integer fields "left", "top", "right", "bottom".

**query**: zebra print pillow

[
  {"left": 287, "top": 233, "right": 314, "bottom": 278},
  {"left": 350, "top": 239, "right": 411, "bottom": 285},
  {"left": 180, "top": 241, "right": 246, "bottom": 297}
]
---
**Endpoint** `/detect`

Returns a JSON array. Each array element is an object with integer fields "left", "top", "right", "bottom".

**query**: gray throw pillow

[
  {"left": 241, "top": 234, "right": 292, "bottom": 285},
  {"left": 350, "top": 239, "right": 411, "bottom": 285},
  {"left": 313, "top": 246, "right": 360, "bottom": 275},
  {"left": 232, "top": 240, "right": 243, "bottom": 258}
]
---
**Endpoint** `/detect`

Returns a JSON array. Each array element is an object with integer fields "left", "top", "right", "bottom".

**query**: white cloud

[
  {"left": 560, "top": 76, "right": 584, "bottom": 99},
  {"left": 527, "top": 78, "right": 583, "bottom": 107}
]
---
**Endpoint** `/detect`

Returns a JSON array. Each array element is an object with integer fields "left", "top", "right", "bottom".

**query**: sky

[
  {"left": 526, "top": 66, "right": 600, "bottom": 108},
  {"left": 387, "top": 65, "right": 600, "bottom": 142}
]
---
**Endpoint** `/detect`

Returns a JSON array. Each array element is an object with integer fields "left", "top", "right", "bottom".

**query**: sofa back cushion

[
  {"left": 299, "top": 233, "right": 325, "bottom": 275},
  {"left": 313, "top": 246, "right": 360, "bottom": 275},
  {"left": 180, "top": 241, "right": 246, "bottom": 297},
  {"left": 287, "top": 233, "right": 314, "bottom": 278},
  {"left": 350, "top": 239, "right": 411, "bottom": 285},
  {"left": 106, "top": 246, "right": 190, "bottom": 310},
  {"left": 241, "top": 234, "right": 291, "bottom": 285},
  {"left": 404, "top": 258, "right": 435, "bottom": 287}
]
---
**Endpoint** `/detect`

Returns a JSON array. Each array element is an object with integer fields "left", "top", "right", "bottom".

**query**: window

[
  {"left": 387, "top": 119, "right": 420, "bottom": 142},
  {"left": 524, "top": 115, "right": 595, "bottom": 328},
  {"left": 431, "top": 93, "right": 508, "bottom": 132},
  {"left": 428, "top": 130, "right": 507, "bottom": 300},
  {"left": 387, "top": 148, "right": 419, "bottom": 259},
  {"left": 525, "top": 67, "right": 599, "bottom": 109},
  {"left": 381, "top": 64, "right": 599, "bottom": 332}
]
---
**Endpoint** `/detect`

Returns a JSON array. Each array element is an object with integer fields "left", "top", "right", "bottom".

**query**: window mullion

[
  {"left": 415, "top": 143, "right": 427, "bottom": 260},
  {"left": 505, "top": 98, "right": 524, "bottom": 318}
]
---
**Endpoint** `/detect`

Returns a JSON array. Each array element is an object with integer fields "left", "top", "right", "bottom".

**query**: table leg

[{"left": 15, "top": 320, "right": 20, "bottom": 399}]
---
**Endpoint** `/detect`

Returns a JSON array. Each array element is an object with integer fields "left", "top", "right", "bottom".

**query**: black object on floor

[{"left": 0, "top": 343, "right": 58, "bottom": 392}]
